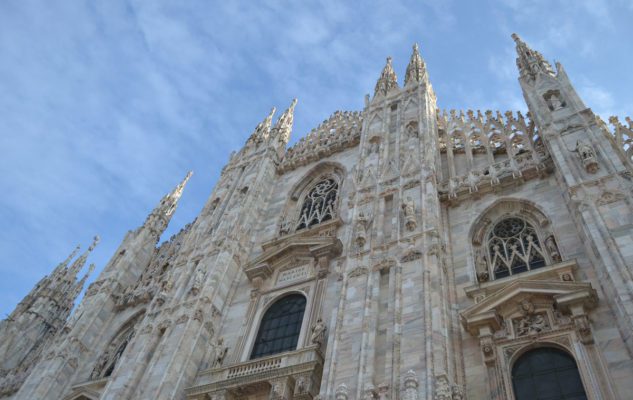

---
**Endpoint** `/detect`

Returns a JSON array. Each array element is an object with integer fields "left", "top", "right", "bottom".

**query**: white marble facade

[{"left": 2, "top": 35, "right": 633, "bottom": 400}]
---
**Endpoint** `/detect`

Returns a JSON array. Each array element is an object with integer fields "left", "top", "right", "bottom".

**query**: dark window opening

[{"left": 251, "top": 294, "right": 306, "bottom": 359}]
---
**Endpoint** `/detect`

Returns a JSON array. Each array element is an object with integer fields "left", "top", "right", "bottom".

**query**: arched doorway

[{"left": 512, "top": 347, "right": 587, "bottom": 400}]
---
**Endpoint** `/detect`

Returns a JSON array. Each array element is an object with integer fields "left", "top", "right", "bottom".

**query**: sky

[{"left": 1, "top": 0, "right": 632, "bottom": 317}]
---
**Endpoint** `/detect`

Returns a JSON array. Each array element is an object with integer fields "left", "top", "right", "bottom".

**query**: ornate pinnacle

[
  {"left": 404, "top": 43, "right": 427, "bottom": 86},
  {"left": 52, "top": 244, "right": 81, "bottom": 275},
  {"left": 374, "top": 56, "right": 398, "bottom": 96},
  {"left": 272, "top": 99, "right": 298, "bottom": 144},
  {"left": 511, "top": 33, "right": 554, "bottom": 80},
  {"left": 68, "top": 236, "right": 100, "bottom": 278},
  {"left": 144, "top": 171, "right": 193, "bottom": 238},
  {"left": 249, "top": 107, "right": 276, "bottom": 143}
]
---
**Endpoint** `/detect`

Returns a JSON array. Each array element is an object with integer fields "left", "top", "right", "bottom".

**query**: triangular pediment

[{"left": 461, "top": 278, "right": 597, "bottom": 336}]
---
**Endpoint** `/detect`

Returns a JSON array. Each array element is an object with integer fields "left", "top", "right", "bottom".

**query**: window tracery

[
  {"left": 487, "top": 217, "right": 546, "bottom": 279},
  {"left": 296, "top": 178, "right": 338, "bottom": 231},
  {"left": 90, "top": 323, "right": 136, "bottom": 380}
]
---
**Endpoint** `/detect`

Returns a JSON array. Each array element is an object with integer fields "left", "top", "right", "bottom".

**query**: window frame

[
  {"left": 510, "top": 346, "right": 588, "bottom": 400},
  {"left": 243, "top": 289, "right": 312, "bottom": 362},
  {"left": 249, "top": 293, "right": 308, "bottom": 360}
]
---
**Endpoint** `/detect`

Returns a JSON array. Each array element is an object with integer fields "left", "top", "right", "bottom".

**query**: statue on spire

[
  {"left": 404, "top": 43, "right": 427, "bottom": 86},
  {"left": 374, "top": 57, "right": 398, "bottom": 96},
  {"left": 272, "top": 99, "right": 297, "bottom": 145},
  {"left": 511, "top": 33, "right": 555, "bottom": 81},
  {"left": 144, "top": 171, "right": 193, "bottom": 240}
]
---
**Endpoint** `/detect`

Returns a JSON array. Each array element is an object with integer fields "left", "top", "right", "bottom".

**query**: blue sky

[{"left": 1, "top": 0, "right": 632, "bottom": 317}]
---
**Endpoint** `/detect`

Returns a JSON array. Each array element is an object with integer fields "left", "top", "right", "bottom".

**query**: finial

[
  {"left": 88, "top": 235, "right": 100, "bottom": 251},
  {"left": 251, "top": 107, "right": 276, "bottom": 142},
  {"left": 272, "top": 99, "right": 298, "bottom": 145},
  {"left": 144, "top": 172, "right": 193, "bottom": 238},
  {"left": 405, "top": 43, "right": 428, "bottom": 86},
  {"left": 374, "top": 56, "right": 399, "bottom": 96},
  {"left": 53, "top": 244, "right": 81, "bottom": 275},
  {"left": 511, "top": 33, "right": 554, "bottom": 80},
  {"left": 67, "top": 236, "right": 100, "bottom": 278}
]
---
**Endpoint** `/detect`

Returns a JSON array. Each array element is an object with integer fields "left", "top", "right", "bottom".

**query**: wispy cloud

[{"left": 0, "top": 1, "right": 631, "bottom": 316}]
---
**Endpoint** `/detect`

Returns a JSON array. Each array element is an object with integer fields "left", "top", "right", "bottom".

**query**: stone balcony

[{"left": 185, "top": 346, "right": 323, "bottom": 399}]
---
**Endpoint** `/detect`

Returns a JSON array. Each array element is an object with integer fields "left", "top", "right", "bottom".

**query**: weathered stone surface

[{"left": 3, "top": 37, "right": 633, "bottom": 400}]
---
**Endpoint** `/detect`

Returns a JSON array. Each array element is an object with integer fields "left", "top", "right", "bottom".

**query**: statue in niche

[
  {"left": 369, "top": 140, "right": 380, "bottom": 155},
  {"left": 355, "top": 211, "right": 370, "bottom": 248},
  {"left": 545, "top": 235, "right": 562, "bottom": 262},
  {"left": 545, "top": 91, "right": 565, "bottom": 111},
  {"left": 575, "top": 140, "right": 599, "bottom": 173},
  {"left": 310, "top": 317, "right": 327, "bottom": 346},
  {"left": 474, "top": 249, "right": 489, "bottom": 282},
  {"left": 402, "top": 196, "right": 417, "bottom": 231}
]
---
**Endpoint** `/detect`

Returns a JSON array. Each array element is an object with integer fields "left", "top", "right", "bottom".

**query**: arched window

[
  {"left": 90, "top": 324, "right": 136, "bottom": 380},
  {"left": 487, "top": 217, "right": 546, "bottom": 280},
  {"left": 512, "top": 348, "right": 587, "bottom": 400},
  {"left": 296, "top": 178, "right": 338, "bottom": 230},
  {"left": 251, "top": 294, "right": 306, "bottom": 359}
]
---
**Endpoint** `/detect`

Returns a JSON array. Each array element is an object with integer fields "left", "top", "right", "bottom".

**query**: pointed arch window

[
  {"left": 251, "top": 294, "right": 306, "bottom": 359},
  {"left": 487, "top": 217, "right": 546, "bottom": 280},
  {"left": 90, "top": 324, "right": 136, "bottom": 380},
  {"left": 512, "top": 348, "right": 587, "bottom": 400},
  {"left": 296, "top": 178, "right": 338, "bottom": 231}
]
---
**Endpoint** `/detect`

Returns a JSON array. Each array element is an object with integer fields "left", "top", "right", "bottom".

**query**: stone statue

[
  {"left": 546, "top": 92, "right": 565, "bottom": 110},
  {"left": 402, "top": 197, "right": 417, "bottom": 231},
  {"left": 310, "top": 318, "right": 327, "bottom": 346},
  {"left": 355, "top": 211, "right": 370, "bottom": 248},
  {"left": 545, "top": 235, "right": 561, "bottom": 262},
  {"left": 575, "top": 140, "right": 599, "bottom": 173},
  {"left": 211, "top": 337, "right": 228, "bottom": 367},
  {"left": 190, "top": 266, "right": 205, "bottom": 295},
  {"left": 279, "top": 216, "right": 292, "bottom": 236}
]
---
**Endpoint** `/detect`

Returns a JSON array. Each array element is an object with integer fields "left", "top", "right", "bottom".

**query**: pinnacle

[
  {"left": 511, "top": 33, "right": 554, "bottom": 79},
  {"left": 404, "top": 42, "right": 427, "bottom": 86},
  {"left": 68, "top": 235, "right": 100, "bottom": 278},
  {"left": 272, "top": 98, "right": 298, "bottom": 144},
  {"left": 374, "top": 56, "right": 398, "bottom": 96}
]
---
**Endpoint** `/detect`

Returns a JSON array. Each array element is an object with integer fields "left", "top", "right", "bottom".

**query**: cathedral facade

[{"left": 2, "top": 35, "right": 633, "bottom": 399}]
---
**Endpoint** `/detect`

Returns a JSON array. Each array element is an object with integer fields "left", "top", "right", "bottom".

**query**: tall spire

[
  {"left": 404, "top": 43, "right": 427, "bottom": 86},
  {"left": 374, "top": 56, "right": 398, "bottom": 96},
  {"left": 511, "top": 33, "right": 555, "bottom": 81},
  {"left": 67, "top": 236, "right": 100, "bottom": 278},
  {"left": 272, "top": 99, "right": 297, "bottom": 145},
  {"left": 247, "top": 107, "right": 276, "bottom": 144},
  {"left": 52, "top": 244, "right": 81, "bottom": 275},
  {"left": 144, "top": 171, "right": 193, "bottom": 238}
]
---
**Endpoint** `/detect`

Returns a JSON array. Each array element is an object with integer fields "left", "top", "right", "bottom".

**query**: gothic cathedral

[{"left": 2, "top": 35, "right": 633, "bottom": 400}]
